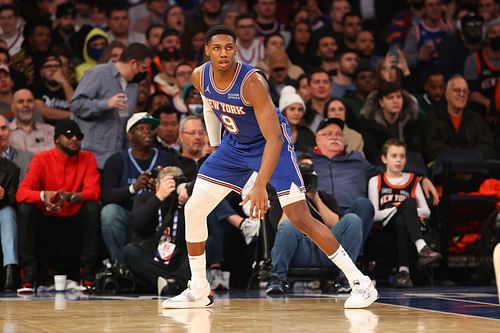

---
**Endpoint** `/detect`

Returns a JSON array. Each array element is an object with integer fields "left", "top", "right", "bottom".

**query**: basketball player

[{"left": 162, "top": 25, "right": 378, "bottom": 309}]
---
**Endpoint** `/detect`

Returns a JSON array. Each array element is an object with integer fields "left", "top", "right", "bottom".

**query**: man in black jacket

[
  {"left": 123, "top": 166, "right": 189, "bottom": 295},
  {"left": 424, "top": 75, "right": 497, "bottom": 162},
  {"left": 0, "top": 156, "right": 19, "bottom": 291}
]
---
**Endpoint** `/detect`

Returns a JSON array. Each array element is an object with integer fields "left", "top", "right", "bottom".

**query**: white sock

[
  {"left": 415, "top": 239, "right": 427, "bottom": 253},
  {"left": 399, "top": 266, "right": 410, "bottom": 273},
  {"left": 188, "top": 254, "right": 207, "bottom": 288},
  {"left": 328, "top": 245, "right": 364, "bottom": 283}
]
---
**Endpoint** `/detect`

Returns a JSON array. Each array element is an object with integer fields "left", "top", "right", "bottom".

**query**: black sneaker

[
  {"left": 265, "top": 277, "right": 288, "bottom": 295},
  {"left": 395, "top": 271, "right": 413, "bottom": 288},
  {"left": 418, "top": 245, "right": 442, "bottom": 266}
]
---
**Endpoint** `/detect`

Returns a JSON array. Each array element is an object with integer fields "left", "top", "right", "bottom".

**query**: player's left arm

[{"left": 240, "top": 72, "right": 283, "bottom": 217}]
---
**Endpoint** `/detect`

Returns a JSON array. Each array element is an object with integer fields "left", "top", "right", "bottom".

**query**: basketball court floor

[{"left": 1, "top": 286, "right": 499, "bottom": 332}]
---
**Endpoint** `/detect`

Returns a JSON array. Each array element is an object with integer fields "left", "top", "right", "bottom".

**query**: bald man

[{"left": 9, "top": 89, "right": 54, "bottom": 154}]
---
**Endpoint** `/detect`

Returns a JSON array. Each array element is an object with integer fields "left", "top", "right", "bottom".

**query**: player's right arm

[{"left": 191, "top": 66, "right": 222, "bottom": 147}]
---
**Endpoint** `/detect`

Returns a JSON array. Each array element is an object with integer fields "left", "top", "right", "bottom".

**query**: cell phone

[{"left": 388, "top": 45, "right": 399, "bottom": 64}]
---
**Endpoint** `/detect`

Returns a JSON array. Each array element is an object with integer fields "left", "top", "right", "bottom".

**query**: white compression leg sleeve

[{"left": 185, "top": 178, "right": 233, "bottom": 243}]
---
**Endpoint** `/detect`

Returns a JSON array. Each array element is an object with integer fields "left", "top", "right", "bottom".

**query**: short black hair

[
  {"left": 205, "top": 25, "right": 237, "bottom": 44},
  {"left": 0, "top": 47, "right": 10, "bottom": 62},
  {"left": 263, "top": 32, "right": 284, "bottom": 48},
  {"left": 153, "top": 104, "right": 181, "bottom": 122},
  {"left": 0, "top": 4, "right": 17, "bottom": 16},
  {"left": 377, "top": 81, "right": 403, "bottom": 100},
  {"left": 23, "top": 17, "right": 52, "bottom": 42},
  {"left": 106, "top": 2, "right": 129, "bottom": 17},
  {"left": 341, "top": 12, "right": 361, "bottom": 26},
  {"left": 119, "top": 43, "right": 153, "bottom": 62},
  {"left": 335, "top": 48, "right": 359, "bottom": 61},
  {"left": 235, "top": 13, "right": 254, "bottom": 26},
  {"left": 146, "top": 24, "right": 164, "bottom": 41},
  {"left": 160, "top": 28, "right": 180, "bottom": 43}
]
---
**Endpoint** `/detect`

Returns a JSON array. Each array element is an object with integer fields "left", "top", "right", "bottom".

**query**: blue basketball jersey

[
  {"left": 200, "top": 61, "right": 288, "bottom": 149},
  {"left": 197, "top": 61, "right": 305, "bottom": 200}
]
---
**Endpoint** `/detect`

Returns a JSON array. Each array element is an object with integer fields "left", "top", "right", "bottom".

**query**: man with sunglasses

[{"left": 16, "top": 119, "right": 101, "bottom": 293}]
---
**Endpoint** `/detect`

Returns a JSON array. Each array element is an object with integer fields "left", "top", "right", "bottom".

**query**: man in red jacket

[{"left": 16, "top": 119, "right": 101, "bottom": 293}]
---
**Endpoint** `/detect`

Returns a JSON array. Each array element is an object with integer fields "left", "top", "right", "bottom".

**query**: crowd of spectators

[{"left": 0, "top": 0, "right": 499, "bottom": 295}]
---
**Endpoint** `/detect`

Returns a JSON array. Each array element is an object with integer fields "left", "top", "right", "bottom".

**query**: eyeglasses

[
  {"left": 182, "top": 130, "right": 205, "bottom": 136},
  {"left": 451, "top": 88, "right": 469, "bottom": 95},
  {"left": 316, "top": 131, "right": 343, "bottom": 138},
  {"left": 176, "top": 71, "right": 192, "bottom": 77},
  {"left": 43, "top": 64, "right": 62, "bottom": 70},
  {"left": 272, "top": 67, "right": 287, "bottom": 72},
  {"left": 62, "top": 130, "right": 84, "bottom": 140},
  {"left": 236, "top": 25, "right": 255, "bottom": 29}
]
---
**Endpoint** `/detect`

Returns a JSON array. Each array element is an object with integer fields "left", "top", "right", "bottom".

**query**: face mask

[
  {"left": 131, "top": 71, "right": 148, "bottom": 83},
  {"left": 490, "top": 36, "right": 500, "bottom": 51},
  {"left": 88, "top": 46, "right": 104, "bottom": 61},
  {"left": 188, "top": 104, "right": 203, "bottom": 115}
]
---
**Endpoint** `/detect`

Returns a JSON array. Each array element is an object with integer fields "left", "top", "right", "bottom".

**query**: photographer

[
  {"left": 266, "top": 155, "right": 364, "bottom": 295},
  {"left": 100, "top": 113, "right": 179, "bottom": 264},
  {"left": 123, "top": 166, "right": 189, "bottom": 295}
]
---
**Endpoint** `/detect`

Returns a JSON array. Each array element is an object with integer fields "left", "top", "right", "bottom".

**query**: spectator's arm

[
  {"left": 131, "top": 191, "right": 176, "bottom": 235},
  {"left": 403, "top": 25, "right": 419, "bottom": 69},
  {"left": 101, "top": 154, "right": 132, "bottom": 205},
  {"left": 3, "top": 165, "right": 20, "bottom": 206},
  {"left": 35, "top": 100, "right": 71, "bottom": 121},
  {"left": 70, "top": 71, "right": 109, "bottom": 118},
  {"left": 424, "top": 111, "right": 451, "bottom": 162},
  {"left": 472, "top": 117, "right": 497, "bottom": 160},
  {"left": 415, "top": 181, "right": 431, "bottom": 218},
  {"left": 80, "top": 153, "right": 101, "bottom": 201},
  {"left": 307, "top": 192, "right": 339, "bottom": 228},
  {"left": 16, "top": 154, "right": 44, "bottom": 203}
]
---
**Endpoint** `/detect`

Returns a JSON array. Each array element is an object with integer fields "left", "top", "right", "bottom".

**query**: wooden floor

[{"left": 1, "top": 288, "right": 500, "bottom": 333}]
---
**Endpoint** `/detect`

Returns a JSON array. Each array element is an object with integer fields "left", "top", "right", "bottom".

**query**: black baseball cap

[
  {"left": 316, "top": 118, "right": 345, "bottom": 133},
  {"left": 56, "top": 3, "right": 76, "bottom": 18}
]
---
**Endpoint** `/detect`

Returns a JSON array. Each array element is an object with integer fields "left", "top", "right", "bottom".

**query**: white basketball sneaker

[
  {"left": 344, "top": 276, "right": 378, "bottom": 309},
  {"left": 162, "top": 281, "right": 214, "bottom": 309}
]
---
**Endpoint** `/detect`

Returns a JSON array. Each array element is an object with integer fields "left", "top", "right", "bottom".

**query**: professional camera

[
  {"left": 173, "top": 175, "right": 187, "bottom": 186},
  {"left": 299, "top": 163, "right": 318, "bottom": 193},
  {"left": 94, "top": 259, "right": 136, "bottom": 294}
]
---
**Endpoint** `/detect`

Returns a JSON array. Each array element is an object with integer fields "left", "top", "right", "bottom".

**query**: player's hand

[
  {"left": 240, "top": 184, "right": 269, "bottom": 219},
  {"left": 0, "top": 185, "right": 4, "bottom": 200},
  {"left": 107, "top": 93, "right": 128, "bottom": 109}
]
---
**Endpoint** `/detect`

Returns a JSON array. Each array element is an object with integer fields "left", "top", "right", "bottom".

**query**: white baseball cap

[{"left": 126, "top": 112, "right": 160, "bottom": 133}]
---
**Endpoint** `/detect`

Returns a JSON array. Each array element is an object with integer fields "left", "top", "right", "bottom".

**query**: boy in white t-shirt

[{"left": 368, "top": 139, "right": 441, "bottom": 287}]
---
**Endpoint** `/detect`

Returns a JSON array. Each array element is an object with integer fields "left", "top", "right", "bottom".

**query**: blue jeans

[
  {"left": 341, "top": 197, "right": 374, "bottom": 254},
  {"left": 206, "top": 199, "right": 237, "bottom": 265},
  {"left": 101, "top": 204, "right": 131, "bottom": 263},
  {"left": 0, "top": 206, "right": 17, "bottom": 266},
  {"left": 270, "top": 213, "right": 363, "bottom": 280}
]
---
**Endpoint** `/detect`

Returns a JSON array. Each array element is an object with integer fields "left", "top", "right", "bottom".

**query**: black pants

[
  {"left": 385, "top": 199, "right": 424, "bottom": 267},
  {"left": 123, "top": 243, "right": 190, "bottom": 293},
  {"left": 17, "top": 202, "right": 101, "bottom": 276}
]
